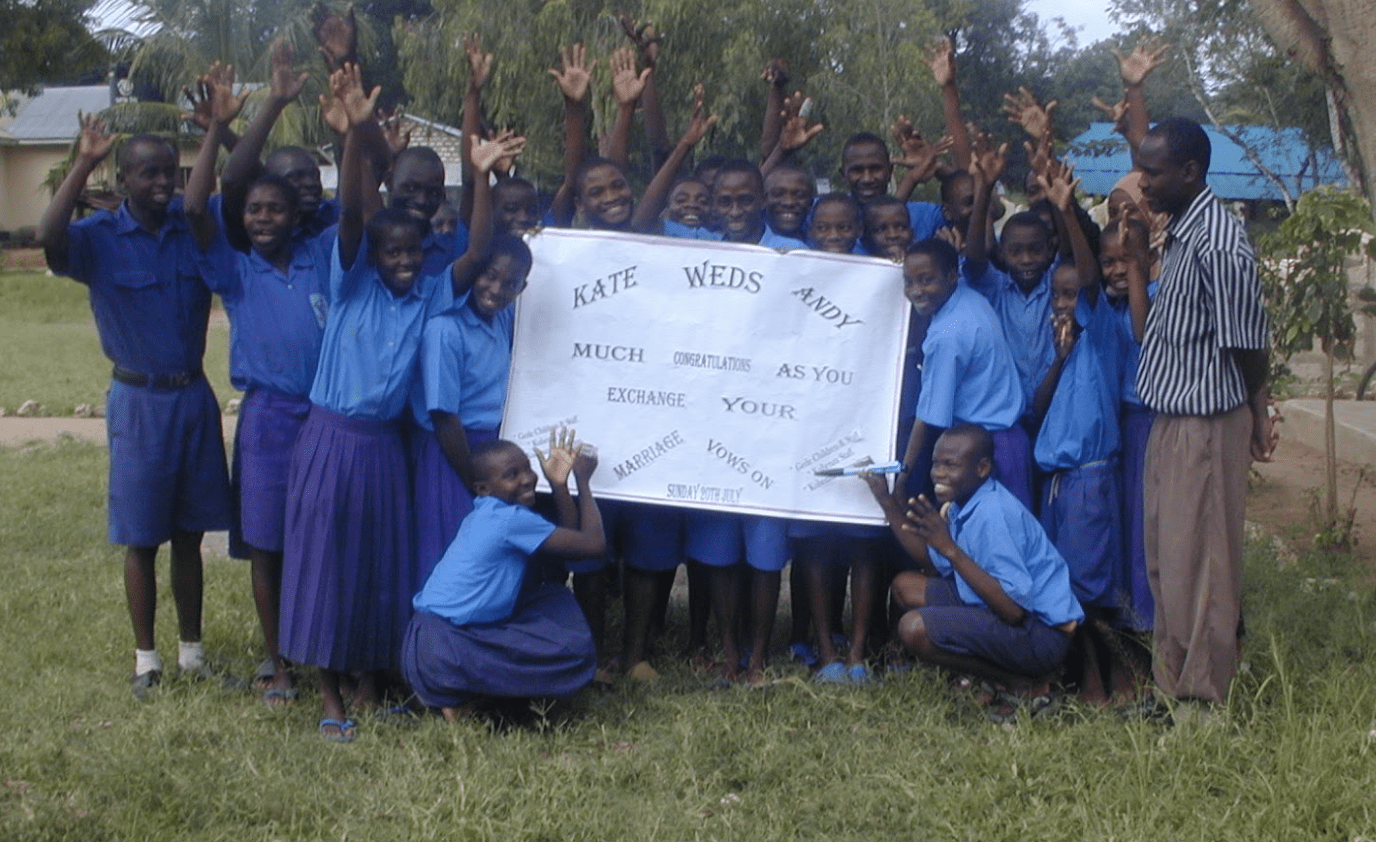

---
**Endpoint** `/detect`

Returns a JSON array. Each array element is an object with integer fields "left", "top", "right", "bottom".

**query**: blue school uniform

[
  {"left": 410, "top": 294, "right": 515, "bottom": 578},
  {"left": 279, "top": 233, "right": 454, "bottom": 672},
  {"left": 918, "top": 282, "right": 1033, "bottom": 508},
  {"left": 963, "top": 261, "right": 1056, "bottom": 411},
  {"left": 60, "top": 197, "right": 231, "bottom": 546},
  {"left": 402, "top": 496, "right": 596, "bottom": 706},
  {"left": 421, "top": 225, "right": 468, "bottom": 276},
  {"left": 1034, "top": 293, "right": 1124, "bottom": 608},
  {"left": 907, "top": 201, "right": 947, "bottom": 242},
  {"left": 1112, "top": 284, "right": 1159, "bottom": 630},
  {"left": 921, "top": 477, "right": 1084, "bottom": 675},
  {"left": 197, "top": 222, "right": 331, "bottom": 555}
]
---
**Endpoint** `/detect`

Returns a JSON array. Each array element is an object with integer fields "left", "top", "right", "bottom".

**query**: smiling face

[
  {"left": 242, "top": 182, "right": 295, "bottom": 261},
  {"left": 930, "top": 431, "right": 991, "bottom": 507},
  {"left": 265, "top": 148, "right": 323, "bottom": 221},
  {"left": 468, "top": 252, "right": 529, "bottom": 319},
  {"left": 712, "top": 169, "right": 765, "bottom": 243},
  {"left": 387, "top": 152, "right": 446, "bottom": 222},
  {"left": 807, "top": 200, "right": 860, "bottom": 254},
  {"left": 493, "top": 180, "right": 539, "bottom": 236},
  {"left": 1000, "top": 220, "right": 1054, "bottom": 291},
  {"left": 474, "top": 443, "right": 538, "bottom": 507},
  {"left": 863, "top": 203, "right": 913, "bottom": 260},
  {"left": 576, "top": 163, "right": 634, "bottom": 230},
  {"left": 1098, "top": 228, "right": 1131, "bottom": 299},
  {"left": 841, "top": 140, "right": 893, "bottom": 204},
  {"left": 903, "top": 251, "right": 957, "bottom": 318},
  {"left": 764, "top": 169, "right": 815, "bottom": 237},
  {"left": 371, "top": 222, "right": 425, "bottom": 296},
  {"left": 666, "top": 179, "right": 709, "bottom": 228},
  {"left": 118, "top": 138, "right": 178, "bottom": 219},
  {"left": 1050, "top": 263, "right": 1081, "bottom": 320}
]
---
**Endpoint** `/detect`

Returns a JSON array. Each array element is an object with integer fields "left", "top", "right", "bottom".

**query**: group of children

[{"left": 39, "top": 13, "right": 1179, "bottom": 734}]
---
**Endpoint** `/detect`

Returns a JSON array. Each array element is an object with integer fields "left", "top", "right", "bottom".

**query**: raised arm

[
  {"left": 186, "top": 64, "right": 249, "bottom": 249},
  {"left": 38, "top": 113, "right": 116, "bottom": 273},
  {"left": 607, "top": 46, "right": 649, "bottom": 170},
  {"left": 1122, "top": 218, "right": 1152, "bottom": 342},
  {"left": 759, "top": 90, "right": 822, "bottom": 176},
  {"left": 759, "top": 58, "right": 789, "bottom": 159},
  {"left": 1113, "top": 38, "right": 1168, "bottom": 152},
  {"left": 219, "top": 41, "right": 309, "bottom": 227},
  {"left": 336, "top": 63, "right": 381, "bottom": 270},
  {"left": 1039, "top": 161, "right": 1101, "bottom": 302},
  {"left": 620, "top": 15, "right": 670, "bottom": 172},
  {"left": 963, "top": 132, "right": 1007, "bottom": 277},
  {"left": 537, "top": 432, "right": 606, "bottom": 557},
  {"left": 891, "top": 115, "right": 953, "bottom": 201},
  {"left": 925, "top": 38, "right": 971, "bottom": 171},
  {"left": 182, "top": 79, "right": 240, "bottom": 153},
  {"left": 450, "top": 130, "right": 526, "bottom": 297},
  {"left": 458, "top": 33, "right": 492, "bottom": 226},
  {"left": 862, "top": 472, "right": 934, "bottom": 569},
  {"left": 547, "top": 44, "right": 594, "bottom": 227},
  {"left": 908, "top": 494, "right": 1026, "bottom": 625},
  {"left": 1032, "top": 312, "right": 1074, "bottom": 419},
  {"left": 632, "top": 84, "right": 717, "bottom": 231}
]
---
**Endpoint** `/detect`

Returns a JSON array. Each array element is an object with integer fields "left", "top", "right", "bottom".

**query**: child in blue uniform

[
  {"left": 403, "top": 432, "right": 606, "bottom": 719},
  {"left": 897, "top": 238, "right": 1028, "bottom": 512},
  {"left": 867, "top": 425, "right": 1083, "bottom": 703},
  {"left": 861, "top": 196, "right": 915, "bottom": 260},
  {"left": 763, "top": 164, "right": 815, "bottom": 242},
  {"left": 662, "top": 177, "right": 711, "bottom": 237},
  {"left": 277, "top": 64, "right": 520, "bottom": 741},
  {"left": 838, "top": 133, "right": 945, "bottom": 240},
  {"left": 183, "top": 73, "right": 333, "bottom": 702},
  {"left": 806, "top": 193, "right": 862, "bottom": 254},
  {"left": 38, "top": 117, "right": 233, "bottom": 699}
]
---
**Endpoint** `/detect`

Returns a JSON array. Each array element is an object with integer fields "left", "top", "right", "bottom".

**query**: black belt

[{"left": 112, "top": 365, "right": 202, "bottom": 390}]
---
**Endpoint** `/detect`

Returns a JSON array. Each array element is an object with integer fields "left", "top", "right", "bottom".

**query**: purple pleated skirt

[
  {"left": 229, "top": 389, "right": 311, "bottom": 558},
  {"left": 401, "top": 582, "right": 597, "bottom": 708},
  {"left": 992, "top": 425, "right": 1034, "bottom": 513},
  {"left": 412, "top": 426, "right": 499, "bottom": 583},
  {"left": 1119, "top": 403, "right": 1156, "bottom": 631},
  {"left": 279, "top": 405, "right": 416, "bottom": 672}
]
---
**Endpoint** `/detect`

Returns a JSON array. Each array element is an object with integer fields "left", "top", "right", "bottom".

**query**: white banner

[{"left": 501, "top": 228, "right": 909, "bottom": 525}]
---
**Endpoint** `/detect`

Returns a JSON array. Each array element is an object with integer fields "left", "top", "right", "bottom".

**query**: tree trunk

[{"left": 1324, "top": 343, "right": 1338, "bottom": 525}]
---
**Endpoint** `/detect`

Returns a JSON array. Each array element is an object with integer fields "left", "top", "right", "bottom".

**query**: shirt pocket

[{"left": 111, "top": 270, "right": 159, "bottom": 290}]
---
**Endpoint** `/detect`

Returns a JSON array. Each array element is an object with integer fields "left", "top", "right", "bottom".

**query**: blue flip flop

[
  {"left": 815, "top": 662, "right": 849, "bottom": 684},
  {"left": 319, "top": 718, "right": 357, "bottom": 743},
  {"left": 847, "top": 664, "right": 875, "bottom": 685},
  {"left": 789, "top": 642, "right": 819, "bottom": 668},
  {"left": 261, "top": 687, "right": 297, "bottom": 706}
]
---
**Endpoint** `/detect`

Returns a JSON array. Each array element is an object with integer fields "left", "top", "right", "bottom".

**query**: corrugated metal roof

[
  {"left": 1064, "top": 122, "right": 1348, "bottom": 201},
  {"left": 4, "top": 86, "right": 112, "bottom": 143}
]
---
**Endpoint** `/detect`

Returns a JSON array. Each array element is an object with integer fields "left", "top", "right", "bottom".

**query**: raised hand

[
  {"left": 618, "top": 14, "right": 662, "bottom": 68},
  {"left": 378, "top": 108, "right": 411, "bottom": 155},
  {"left": 204, "top": 61, "right": 250, "bottom": 125},
  {"left": 1003, "top": 86, "right": 1056, "bottom": 141},
  {"left": 1023, "top": 134, "right": 1054, "bottom": 182},
  {"left": 968, "top": 130, "right": 1007, "bottom": 188},
  {"left": 463, "top": 32, "right": 492, "bottom": 91},
  {"left": 535, "top": 427, "right": 579, "bottom": 488},
  {"left": 610, "top": 46, "right": 649, "bottom": 108},
  {"left": 904, "top": 495, "right": 955, "bottom": 555},
  {"left": 680, "top": 84, "right": 719, "bottom": 146},
  {"left": 573, "top": 442, "right": 599, "bottom": 483},
  {"left": 777, "top": 90, "right": 821, "bottom": 151},
  {"left": 760, "top": 57, "right": 790, "bottom": 88},
  {"left": 331, "top": 62, "right": 380, "bottom": 129},
  {"left": 318, "top": 90, "right": 348, "bottom": 135},
  {"left": 1091, "top": 95, "right": 1130, "bottom": 137},
  {"left": 1052, "top": 313, "right": 1078, "bottom": 360},
  {"left": 934, "top": 224, "right": 964, "bottom": 252},
  {"left": 1036, "top": 160, "right": 1080, "bottom": 213},
  {"left": 472, "top": 129, "right": 525, "bottom": 175},
  {"left": 1112, "top": 36, "right": 1169, "bottom": 87},
  {"left": 923, "top": 37, "right": 956, "bottom": 87},
  {"left": 269, "top": 39, "right": 310, "bottom": 103},
  {"left": 891, "top": 116, "right": 953, "bottom": 181},
  {"left": 548, "top": 43, "right": 595, "bottom": 103},
  {"left": 312, "top": 1, "right": 358, "bottom": 70},
  {"left": 75, "top": 111, "right": 116, "bottom": 162}
]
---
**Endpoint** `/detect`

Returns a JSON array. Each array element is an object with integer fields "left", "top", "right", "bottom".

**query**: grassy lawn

[
  {"left": 0, "top": 271, "right": 237, "bottom": 415},
  {"left": 2, "top": 439, "right": 1375, "bottom": 841}
]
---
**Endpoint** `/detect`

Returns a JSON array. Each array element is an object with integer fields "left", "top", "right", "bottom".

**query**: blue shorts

[
  {"left": 918, "top": 577, "right": 1072, "bottom": 677},
  {"left": 685, "top": 512, "right": 789, "bottom": 572},
  {"left": 106, "top": 376, "right": 232, "bottom": 547},
  {"left": 1039, "top": 459, "right": 1122, "bottom": 609},
  {"left": 602, "top": 500, "right": 685, "bottom": 572}
]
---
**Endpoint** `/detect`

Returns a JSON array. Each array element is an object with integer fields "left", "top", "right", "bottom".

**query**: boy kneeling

[{"left": 865, "top": 424, "right": 1083, "bottom": 707}]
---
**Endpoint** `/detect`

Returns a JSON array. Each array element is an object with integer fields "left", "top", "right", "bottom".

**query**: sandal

[
  {"left": 847, "top": 664, "right": 874, "bottom": 685},
  {"left": 261, "top": 687, "right": 297, "bottom": 706},
  {"left": 815, "top": 662, "right": 849, "bottom": 685},
  {"left": 319, "top": 718, "right": 357, "bottom": 743},
  {"left": 789, "top": 642, "right": 819, "bottom": 668}
]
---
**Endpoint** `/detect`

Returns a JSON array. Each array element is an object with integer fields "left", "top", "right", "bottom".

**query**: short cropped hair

[
  {"left": 365, "top": 206, "right": 429, "bottom": 245},
  {"left": 470, "top": 439, "right": 525, "bottom": 481},
  {"left": 485, "top": 233, "right": 533, "bottom": 275},
  {"left": 117, "top": 134, "right": 177, "bottom": 171},
  {"left": 1147, "top": 117, "right": 1211, "bottom": 173},
  {"left": 939, "top": 171, "right": 973, "bottom": 203},
  {"left": 244, "top": 173, "right": 299, "bottom": 213},
  {"left": 905, "top": 237, "right": 959, "bottom": 275},
  {"left": 1002, "top": 210, "right": 1052, "bottom": 241},
  {"left": 712, "top": 158, "right": 764, "bottom": 193},
  {"left": 813, "top": 191, "right": 861, "bottom": 222},
  {"left": 842, "top": 131, "right": 888, "bottom": 156},
  {"left": 572, "top": 156, "right": 627, "bottom": 198},
  {"left": 943, "top": 422, "right": 994, "bottom": 464}
]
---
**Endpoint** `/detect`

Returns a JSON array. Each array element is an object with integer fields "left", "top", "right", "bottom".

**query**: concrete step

[{"left": 1278, "top": 399, "right": 1376, "bottom": 467}]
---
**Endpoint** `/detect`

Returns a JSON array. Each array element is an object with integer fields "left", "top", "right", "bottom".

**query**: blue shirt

[
  {"left": 907, "top": 201, "right": 947, "bottom": 242},
  {"left": 300, "top": 198, "right": 340, "bottom": 239},
  {"left": 197, "top": 222, "right": 331, "bottom": 396},
  {"left": 413, "top": 496, "right": 556, "bottom": 625},
  {"left": 1034, "top": 292, "right": 1123, "bottom": 471},
  {"left": 411, "top": 294, "right": 515, "bottom": 432},
  {"left": 61, "top": 197, "right": 210, "bottom": 375},
  {"left": 916, "top": 282, "right": 1025, "bottom": 431},
  {"left": 963, "top": 261, "right": 1056, "bottom": 408},
  {"left": 663, "top": 219, "right": 710, "bottom": 240},
  {"left": 308, "top": 232, "right": 454, "bottom": 420},
  {"left": 421, "top": 225, "right": 468, "bottom": 276},
  {"left": 1111, "top": 282, "right": 1159, "bottom": 407},
  {"left": 928, "top": 478, "right": 1084, "bottom": 626},
  {"left": 694, "top": 227, "right": 807, "bottom": 250}
]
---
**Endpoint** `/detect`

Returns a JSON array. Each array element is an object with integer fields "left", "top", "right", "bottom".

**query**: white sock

[
  {"left": 135, "top": 649, "right": 163, "bottom": 677},
  {"left": 178, "top": 640, "right": 206, "bottom": 671}
]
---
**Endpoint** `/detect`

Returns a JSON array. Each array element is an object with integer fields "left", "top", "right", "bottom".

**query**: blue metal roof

[{"left": 1064, "top": 122, "right": 1348, "bottom": 201}]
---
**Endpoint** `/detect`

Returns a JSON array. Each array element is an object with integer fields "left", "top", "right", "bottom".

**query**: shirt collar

[
  {"left": 114, "top": 198, "right": 185, "bottom": 238},
  {"left": 1166, "top": 186, "right": 1214, "bottom": 241},
  {"left": 947, "top": 477, "right": 997, "bottom": 531}
]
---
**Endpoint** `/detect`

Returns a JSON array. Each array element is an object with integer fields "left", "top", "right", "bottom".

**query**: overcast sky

[{"left": 1023, "top": 0, "right": 1119, "bottom": 46}]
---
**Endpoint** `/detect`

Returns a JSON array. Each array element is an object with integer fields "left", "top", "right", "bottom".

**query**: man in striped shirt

[{"left": 1134, "top": 118, "right": 1275, "bottom": 709}]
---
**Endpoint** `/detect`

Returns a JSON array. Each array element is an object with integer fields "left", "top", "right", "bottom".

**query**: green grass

[
  {"left": 3, "top": 439, "right": 1376, "bottom": 841},
  {"left": 0, "top": 271, "right": 238, "bottom": 414}
]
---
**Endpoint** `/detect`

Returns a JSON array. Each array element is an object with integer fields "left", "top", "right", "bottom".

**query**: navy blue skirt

[
  {"left": 401, "top": 582, "right": 596, "bottom": 708},
  {"left": 229, "top": 388, "right": 311, "bottom": 557},
  {"left": 412, "top": 427, "right": 498, "bottom": 583},
  {"left": 279, "top": 405, "right": 416, "bottom": 672}
]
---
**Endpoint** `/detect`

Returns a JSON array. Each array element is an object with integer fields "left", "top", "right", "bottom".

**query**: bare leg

[
  {"left": 622, "top": 566, "right": 659, "bottom": 672},
  {"left": 706, "top": 562, "right": 740, "bottom": 680},
  {"left": 788, "top": 557, "right": 812, "bottom": 648},
  {"left": 686, "top": 560, "right": 711, "bottom": 655},
  {"left": 847, "top": 551, "right": 881, "bottom": 666},
  {"left": 897, "top": 610, "right": 1043, "bottom": 693},
  {"left": 169, "top": 530, "right": 204, "bottom": 643},
  {"left": 745, "top": 568, "right": 781, "bottom": 684},
  {"left": 572, "top": 569, "right": 607, "bottom": 659},
  {"left": 800, "top": 542, "right": 840, "bottom": 665},
  {"left": 249, "top": 545, "right": 293, "bottom": 694},
  {"left": 124, "top": 545, "right": 160, "bottom": 651}
]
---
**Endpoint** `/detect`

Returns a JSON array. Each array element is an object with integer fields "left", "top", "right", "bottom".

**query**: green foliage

[
  {"left": 0, "top": 0, "right": 110, "bottom": 102},
  {"left": 1261, "top": 186, "right": 1376, "bottom": 362}
]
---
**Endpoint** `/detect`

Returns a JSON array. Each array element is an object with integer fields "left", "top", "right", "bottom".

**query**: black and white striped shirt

[{"left": 1136, "top": 187, "right": 1269, "bottom": 416}]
